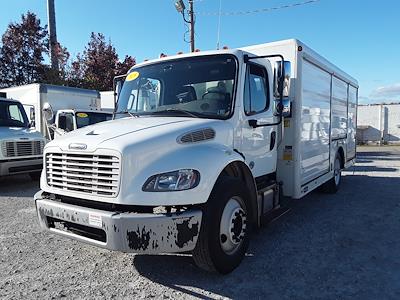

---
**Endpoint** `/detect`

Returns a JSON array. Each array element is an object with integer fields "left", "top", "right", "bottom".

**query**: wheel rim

[
  {"left": 219, "top": 197, "right": 247, "bottom": 255},
  {"left": 334, "top": 157, "right": 341, "bottom": 186}
]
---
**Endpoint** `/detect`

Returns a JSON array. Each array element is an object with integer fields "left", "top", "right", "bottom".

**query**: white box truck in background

[
  {"left": 35, "top": 39, "right": 358, "bottom": 273},
  {"left": 0, "top": 97, "right": 45, "bottom": 179},
  {"left": 0, "top": 84, "right": 113, "bottom": 140}
]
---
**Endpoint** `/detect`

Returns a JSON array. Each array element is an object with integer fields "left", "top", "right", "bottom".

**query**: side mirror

[
  {"left": 29, "top": 107, "right": 35, "bottom": 122},
  {"left": 42, "top": 103, "right": 54, "bottom": 122},
  {"left": 113, "top": 75, "right": 126, "bottom": 109},
  {"left": 274, "top": 61, "right": 292, "bottom": 117},
  {"left": 274, "top": 61, "right": 291, "bottom": 99}
]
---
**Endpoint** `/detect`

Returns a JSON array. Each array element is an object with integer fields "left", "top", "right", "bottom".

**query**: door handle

[{"left": 270, "top": 131, "right": 276, "bottom": 150}]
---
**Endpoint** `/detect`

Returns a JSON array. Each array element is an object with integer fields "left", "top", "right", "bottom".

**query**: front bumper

[
  {"left": 0, "top": 157, "right": 43, "bottom": 176},
  {"left": 35, "top": 191, "right": 202, "bottom": 253}
]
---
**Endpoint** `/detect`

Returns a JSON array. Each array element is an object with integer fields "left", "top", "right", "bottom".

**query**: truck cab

[
  {"left": 52, "top": 109, "right": 113, "bottom": 139},
  {"left": 0, "top": 98, "right": 45, "bottom": 179},
  {"left": 35, "top": 40, "right": 358, "bottom": 274}
]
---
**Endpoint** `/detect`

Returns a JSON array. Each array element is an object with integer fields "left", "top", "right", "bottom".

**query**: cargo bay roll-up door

[
  {"left": 300, "top": 60, "right": 331, "bottom": 185},
  {"left": 331, "top": 77, "right": 348, "bottom": 140},
  {"left": 347, "top": 85, "right": 357, "bottom": 160}
]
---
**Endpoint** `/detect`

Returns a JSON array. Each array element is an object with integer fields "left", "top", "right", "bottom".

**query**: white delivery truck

[
  {"left": 0, "top": 97, "right": 45, "bottom": 179},
  {"left": 0, "top": 84, "right": 113, "bottom": 140},
  {"left": 35, "top": 39, "right": 358, "bottom": 274}
]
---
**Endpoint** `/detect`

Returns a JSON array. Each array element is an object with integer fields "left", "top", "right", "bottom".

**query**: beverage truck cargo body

[{"left": 34, "top": 39, "right": 358, "bottom": 273}]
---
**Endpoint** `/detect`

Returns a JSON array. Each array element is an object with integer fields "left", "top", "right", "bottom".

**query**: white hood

[
  {"left": 46, "top": 116, "right": 233, "bottom": 153},
  {"left": 0, "top": 126, "right": 43, "bottom": 141}
]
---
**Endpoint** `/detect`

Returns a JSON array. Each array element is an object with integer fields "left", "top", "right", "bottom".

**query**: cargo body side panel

[
  {"left": 331, "top": 76, "right": 348, "bottom": 140},
  {"left": 300, "top": 59, "right": 331, "bottom": 185},
  {"left": 347, "top": 85, "right": 357, "bottom": 160}
]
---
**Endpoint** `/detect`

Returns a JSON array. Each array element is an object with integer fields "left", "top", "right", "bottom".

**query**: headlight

[{"left": 142, "top": 169, "right": 200, "bottom": 192}]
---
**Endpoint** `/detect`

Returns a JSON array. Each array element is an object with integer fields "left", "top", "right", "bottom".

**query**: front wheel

[{"left": 192, "top": 177, "right": 252, "bottom": 274}]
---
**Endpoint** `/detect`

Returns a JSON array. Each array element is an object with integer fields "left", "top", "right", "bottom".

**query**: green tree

[
  {"left": 69, "top": 33, "right": 136, "bottom": 91},
  {"left": 116, "top": 55, "right": 136, "bottom": 76},
  {"left": 42, "top": 43, "right": 70, "bottom": 85},
  {"left": 0, "top": 12, "right": 48, "bottom": 88}
]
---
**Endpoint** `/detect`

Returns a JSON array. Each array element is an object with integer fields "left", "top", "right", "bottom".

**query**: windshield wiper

[
  {"left": 114, "top": 110, "right": 140, "bottom": 118},
  {"left": 153, "top": 109, "right": 200, "bottom": 118}
]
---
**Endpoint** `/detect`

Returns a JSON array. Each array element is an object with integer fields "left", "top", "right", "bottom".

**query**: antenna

[{"left": 216, "top": 0, "right": 222, "bottom": 50}]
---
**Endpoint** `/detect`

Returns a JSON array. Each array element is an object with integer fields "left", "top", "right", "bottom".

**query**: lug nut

[{"left": 220, "top": 234, "right": 227, "bottom": 243}]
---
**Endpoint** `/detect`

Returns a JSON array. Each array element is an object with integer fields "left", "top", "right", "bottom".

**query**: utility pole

[
  {"left": 189, "top": 0, "right": 195, "bottom": 52},
  {"left": 174, "top": 0, "right": 195, "bottom": 52},
  {"left": 47, "top": 0, "right": 59, "bottom": 71}
]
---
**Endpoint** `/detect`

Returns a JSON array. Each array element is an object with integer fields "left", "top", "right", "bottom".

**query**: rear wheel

[
  {"left": 192, "top": 177, "right": 252, "bottom": 274},
  {"left": 321, "top": 153, "right": 342, "bottom": 193},
  {"left": 29, "top": 171, "right": 41, "bottom": 181}
]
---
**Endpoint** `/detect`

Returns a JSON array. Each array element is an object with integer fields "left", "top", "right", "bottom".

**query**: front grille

[
  {"left": 1, "top": 140, "right": 44, "bottom": 157},
  {"left": 46, "top": 152, "right": 120, "bottom": 197}
]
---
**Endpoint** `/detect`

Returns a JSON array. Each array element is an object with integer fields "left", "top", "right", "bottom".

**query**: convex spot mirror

[{"left": 274, "top": 97, "right": 292, "bottom": 118}]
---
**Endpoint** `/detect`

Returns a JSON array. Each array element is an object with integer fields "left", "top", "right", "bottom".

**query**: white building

[{"left": 357, "top": 103, "right": 400, "bottom": 144}]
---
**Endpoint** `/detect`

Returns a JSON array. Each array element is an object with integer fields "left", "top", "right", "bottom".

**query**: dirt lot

[{"left": 0, "top": 146, "right": 399, "bottom": 299}]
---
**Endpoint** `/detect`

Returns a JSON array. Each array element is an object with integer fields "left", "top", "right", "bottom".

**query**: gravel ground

[{"left": 0, "top": 146, "right": 400, "bottom": 299}]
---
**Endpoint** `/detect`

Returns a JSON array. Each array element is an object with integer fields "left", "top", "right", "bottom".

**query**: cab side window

[
  {"left": 244, "top": 64, "right": 269, "bottom": 115},
  {"left": 8, "top": 104, "right": 24, "bottom": 122}
]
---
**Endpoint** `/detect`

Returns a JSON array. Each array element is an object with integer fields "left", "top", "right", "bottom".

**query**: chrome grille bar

[
  {"left": 46, "top": 152, "right": 120, "bottom": 197},
  {"left": 1, "top": 140, "right": 44, "bottom": 157}
]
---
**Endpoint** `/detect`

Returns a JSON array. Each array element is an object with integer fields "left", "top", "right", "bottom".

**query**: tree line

[{"left": 0, "top": 12, "right": 135, "bottom": 91}]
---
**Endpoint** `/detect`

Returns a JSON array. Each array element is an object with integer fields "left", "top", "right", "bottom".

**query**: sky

[{"left": 0, "top": 0, "right": 399, "bottom": 104}]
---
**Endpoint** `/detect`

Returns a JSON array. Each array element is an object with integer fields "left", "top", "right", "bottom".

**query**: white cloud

[{"left": 370, "top": 83, "right": 400, "bottom": 98}]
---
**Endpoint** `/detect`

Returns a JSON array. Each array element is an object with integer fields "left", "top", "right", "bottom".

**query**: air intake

[{"left": 178, "top": 128, "right": 216, "bottom": 144}]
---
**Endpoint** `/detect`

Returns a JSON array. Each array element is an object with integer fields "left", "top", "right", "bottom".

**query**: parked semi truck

[
  {"left": 0, "top": 97, "right": 45, "bottom": 179},
  {"left": 35, "top": 39, "right": 358, "bottom": 273},
  {"left": 0, "top": 84, "right": 113, "bottom": 140}
]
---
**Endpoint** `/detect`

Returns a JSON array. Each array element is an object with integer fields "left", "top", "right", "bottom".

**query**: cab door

[{"left": 239, "top": 61, "right": 277, "bottom": 177}]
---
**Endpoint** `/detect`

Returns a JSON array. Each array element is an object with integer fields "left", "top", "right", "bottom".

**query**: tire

[
  {"left": 29, "top": 171, "right": 41, "bottom": 181},
  {"left": 192, "top": 177, "right": 252, "bottom": 274},
  {"left": 321, "top": 153, "right": 342, "bottom": 194}
]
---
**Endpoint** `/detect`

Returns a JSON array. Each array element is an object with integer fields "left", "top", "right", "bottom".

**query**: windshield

[
  {"left": 116, "top": 54, "right": 237, "bottom": 119},
  {"left": 75, "top": 111, "right": 113, "bottom": 129},
  {"left": 0, "top": 101, "right": 29, "bottom": 128}
]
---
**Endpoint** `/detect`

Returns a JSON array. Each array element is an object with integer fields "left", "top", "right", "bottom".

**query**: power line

[{"left": 198, "top": 0, "right": 320, "bottom": 16}]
